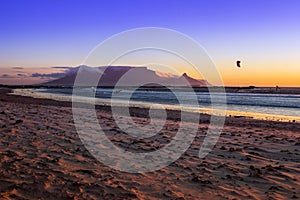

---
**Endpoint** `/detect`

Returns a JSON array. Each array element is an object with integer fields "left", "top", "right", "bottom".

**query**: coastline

[
  {"left": 0, "top": 88, "right": 300, "bottom": 199},
  {"left": 2, "top": 84, "right": 300, "bottom": 94},
  {"left": 12, "top": 88, "right": 300, "bottom": 123}
]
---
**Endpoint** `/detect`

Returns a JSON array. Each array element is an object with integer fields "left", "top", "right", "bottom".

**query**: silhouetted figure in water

[
  {"left": 236, "top": 60, "right": 241, "bottom": 68},
  {"left": 276, "top": 85, "right": 279, "bottom": 91}
]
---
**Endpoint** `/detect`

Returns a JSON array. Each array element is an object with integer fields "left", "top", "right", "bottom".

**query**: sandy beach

[{"left": 0, "top": 88, "right": 299, "bottom": 199}]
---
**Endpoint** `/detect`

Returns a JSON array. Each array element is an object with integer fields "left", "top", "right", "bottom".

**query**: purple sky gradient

[{"left": 1, "top": 0, "right": 300, "bottom": 86}]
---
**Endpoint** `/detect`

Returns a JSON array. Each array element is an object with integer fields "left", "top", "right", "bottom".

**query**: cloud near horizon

[
  {"left": 0, "top": 74, "right": 13, "bottom": 78},
  {"left": 51, "top": 66, "right": 72, "bottom": 69},
  {"left": 0, "top": 67, "right": 70, "bottom": 85},
  {"left": 1, "top": 72, "right": 65, "bottom": 79},
  {"left": 17, "top": 73, "right": 27, "bottom": 77},
  {"left": 1, "top": 73, "right": 29, "bottom": 78},
  {"left": 12, "top": 67, "right": 24, "bottom": 70},
  {"left": 31, "top": 72, "right": 66, "bottom": 79},
  {"left": 1, "top": 69, "right": 66, "bottom": 80}
]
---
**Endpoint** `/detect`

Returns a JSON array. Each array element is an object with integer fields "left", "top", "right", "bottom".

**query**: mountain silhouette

[{"left": 44, "top": 66, "right": 210, "bottom": 87}]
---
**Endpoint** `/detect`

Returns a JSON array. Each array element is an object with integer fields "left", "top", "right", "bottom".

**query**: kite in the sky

[{"left": 236, "top": 60, "right": 241, "bottom": 68}]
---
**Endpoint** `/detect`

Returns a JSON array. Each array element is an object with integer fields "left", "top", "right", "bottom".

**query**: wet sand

[{"left": 0, "top": 89, "right": 299, "bottom": 199}]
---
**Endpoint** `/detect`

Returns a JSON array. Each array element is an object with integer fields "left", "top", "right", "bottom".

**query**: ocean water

[{"left": 17, "top": 88, "right": 300, "bottom": 121}]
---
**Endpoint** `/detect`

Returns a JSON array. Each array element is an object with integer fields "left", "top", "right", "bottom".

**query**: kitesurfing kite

[{"left": 236, "top": 60, "right": 241, "bottom": 68}]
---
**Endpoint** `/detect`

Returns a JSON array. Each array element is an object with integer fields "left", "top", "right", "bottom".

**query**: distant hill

[{"left": 43, "top": 66, "right": 210, "bottom": 87}]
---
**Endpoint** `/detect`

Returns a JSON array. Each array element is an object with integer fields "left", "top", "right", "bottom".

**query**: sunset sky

[{"left": 1, "top": 0, "right": 299, "bottom": 86}]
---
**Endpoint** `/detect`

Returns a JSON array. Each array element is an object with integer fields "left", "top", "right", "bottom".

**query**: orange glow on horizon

[{"left": 0, "top": 64, "right": 299, "bottom": 87}]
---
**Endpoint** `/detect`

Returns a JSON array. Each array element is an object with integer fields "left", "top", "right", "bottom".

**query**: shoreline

[
  {"left": 2, "top": 84, "right": 300, "bottom": 94},
  {"left": 11, "top": 88, "right": 300, "bottom": 123},
  {"left": 0, "top": 88, "right": 300, "bottom": 199}
]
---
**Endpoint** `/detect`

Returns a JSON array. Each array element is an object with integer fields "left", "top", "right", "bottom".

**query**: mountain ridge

[{"left": 44, "top": 66, "right": 210, "bottom": 87}]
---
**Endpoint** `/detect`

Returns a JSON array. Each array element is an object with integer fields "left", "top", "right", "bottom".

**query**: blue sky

[{"left": 1, "top": 0, "right": 300, "bottom": 86}]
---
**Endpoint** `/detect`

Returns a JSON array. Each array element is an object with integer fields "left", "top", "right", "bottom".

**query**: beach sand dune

[{"left": 0, "top": 90, "right": 299, "bottom": 199}]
